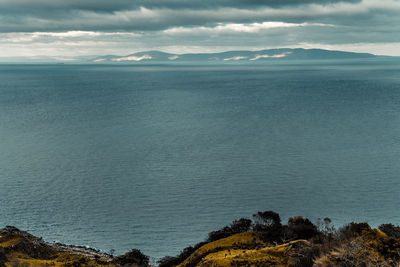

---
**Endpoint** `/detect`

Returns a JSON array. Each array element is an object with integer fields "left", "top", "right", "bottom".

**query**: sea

[{"left": 0, "top": 59, "right": 399, "bottom": 261}]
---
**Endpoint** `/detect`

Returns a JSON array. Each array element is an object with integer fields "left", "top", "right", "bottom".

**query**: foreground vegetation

[
  {"left": 0, "top": 226, "right": 149, "bottom": 267},
  {"left": 158, "top": 211, "right": 400, "bottom": 267},
  {"left": 1, "top": 211, "right": 400, "bottom": 266}
]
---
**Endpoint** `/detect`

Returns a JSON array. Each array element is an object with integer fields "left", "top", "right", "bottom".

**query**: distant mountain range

[
  {"left": 0, "top": 48, "right": 386, "bottom": 63},
  {"left": 92, "top": 48, "right": 377, "bottom": 63}
]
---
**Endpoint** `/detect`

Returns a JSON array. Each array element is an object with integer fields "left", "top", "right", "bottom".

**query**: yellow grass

[
  {"left": 178, "top": 231, "right": 312, "bottom": 267},
  {"left": 178, "top": 232, "right": 265, "bottom": 267},
  {"left": 0, "top": 235, "right": 115, "bottom": 267},
  {"left": 199, "top": 241, "right": 299, "bottom": 267},
  {"left": 4, "top": 251, "right": 114, "bottom": 267},
  {"left": 0, "top": 236, "right": 21, "bottom": 248}
]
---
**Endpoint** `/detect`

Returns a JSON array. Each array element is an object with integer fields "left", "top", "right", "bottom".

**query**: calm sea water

[{"left": 1, "top": 60, "right": 400, "bottom": 260}]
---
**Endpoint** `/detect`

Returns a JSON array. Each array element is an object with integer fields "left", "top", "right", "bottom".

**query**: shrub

[
  {"left": 289, "top": 245, "right": 320, "bottom": 267},
  {"left": 208, "top": 218, "right": 253, "bottom": 242},
  {"left": 253, "top": 211, "right": 281, "bottom": 228},
  {"left": 286, "top": 217, "right": 320, "bottom": 240},
  {"left": 315, "top": 239, "right": 391, "bottom": 267},
  {"left": 158, "top": 256, "right": 181, "bottom": 267},
  {"left": 0, "top": 247, "right": 7, "bottom": 265},
  {"left": 112, "top": 249, "right": 149, "bottom": 266},
  {"left": 316, "top": 217, "right": 335, "bottom": 234},
  {"left": 230, "top": 218, "right": 252, "bottom": 234},
  {"left": 207, "top": 226, "right": 234, "bottom": 242},
  {"left": 379, "top": 224, "right": 400, "bottom": 238},
  {"left": 252, "top": 211, "right": 283, "bottom": 242},
  {"left": 338, "top": 222, "right": 371, "bottom": 240},
  {"left": 158, "top": 241, "right": 207, "bottom": 267}
]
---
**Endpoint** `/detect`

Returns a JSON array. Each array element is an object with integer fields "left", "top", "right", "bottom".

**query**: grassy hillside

[
  {"left": 2, "top": 211, "right": 400, "bottom": 266},
  {"left": 159, "top": 211, "right": 400, "bottom": 267},
  {"left": 0, "top": 226, "right": 150, "bottom": 267},
  {"left": 172, "top": 228, "right": 400, "bottom": 267}
]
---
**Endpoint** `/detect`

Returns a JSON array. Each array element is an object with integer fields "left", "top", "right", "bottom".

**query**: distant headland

[
  {"left": 91, "top": 48, "right": 378, "bottom": 64},
  {"left": 1, "top": 48, "right": 392, "bottom": 64}
]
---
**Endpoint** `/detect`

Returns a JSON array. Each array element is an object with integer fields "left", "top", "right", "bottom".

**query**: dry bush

[{"left": 314, "top": 238, "right": 396, "bottom": 267}]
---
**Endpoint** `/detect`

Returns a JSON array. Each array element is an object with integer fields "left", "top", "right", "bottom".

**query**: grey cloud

[
  {"left": 1, "top": 1, "right": 399, "bottom": 33},
  {"left": 0, "top": 0, "right": 365, "bottom": 28},
  {"left": 0, "top": 0, "right": 361, "bottom": 13},
  {"left": 0, "top": 0, "right": 398, "bottom": 57}
]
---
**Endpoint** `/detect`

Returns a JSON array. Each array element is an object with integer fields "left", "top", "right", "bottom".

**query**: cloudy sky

[{"left": 0, "top": 0, "right": 399, "bottom": 57}]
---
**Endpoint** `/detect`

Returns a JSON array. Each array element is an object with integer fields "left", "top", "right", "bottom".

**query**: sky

[{"left": 0, "top": 0, "right": 399, "bottom": 58}]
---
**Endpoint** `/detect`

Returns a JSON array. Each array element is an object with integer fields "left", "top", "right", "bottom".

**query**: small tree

[
  {"left": 253, "top": 211, "right": 281, "bottom": 229},
  {"left": 252, "top": 211, "right": 283, "bottom": 242},
  {"left": 316, "top": 217, "right": 335, "bottom": 234},
  {"left": 286, "top": 216, "right": 320, "bottom": 240},
  {"left": 230, "top": 218, "right": 252, "bottom": 234}
]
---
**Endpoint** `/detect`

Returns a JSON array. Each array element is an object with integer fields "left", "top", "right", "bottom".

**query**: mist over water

[{"left": 0, "top": 60, "right": 400, "bottom": 259}]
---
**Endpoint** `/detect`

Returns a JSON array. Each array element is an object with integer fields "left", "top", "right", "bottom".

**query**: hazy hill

[
  {"left": 0, "top": 48, "right": 381, "bottom": 63},
  {"left": 92, "top": 48, "right": 377, "bottom": 63}
]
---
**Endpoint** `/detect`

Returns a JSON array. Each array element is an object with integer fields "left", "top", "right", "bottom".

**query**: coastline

[{"left": 2, "top": 211, "right": 400, "bottom": 267}]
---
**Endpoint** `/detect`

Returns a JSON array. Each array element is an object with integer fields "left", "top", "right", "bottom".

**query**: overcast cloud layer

[{"left": 0, "top": 0, "right": 399, "bottom": 57}]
